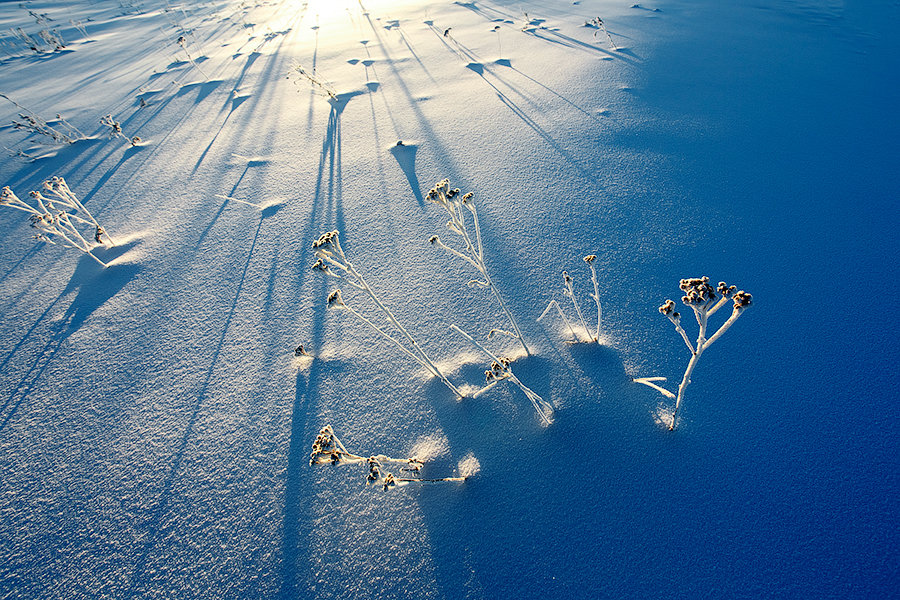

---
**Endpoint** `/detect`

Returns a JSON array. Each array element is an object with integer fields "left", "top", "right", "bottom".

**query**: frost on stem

[
  {"left": 538, "top": 255, "right": 602, "bottom": 343},
  {"left": 452, "top": 324, "right": 554, "bottom": 426},
  {"left": 176, "top": 35, "right": 210, "bottom": 81},
  {"left": 635, "top": 276, "right": 753, "bottom": 430},
  {"left": 312, "top": 230, "right": 464, "bottom": 398},
  {"left": 1, "top": 178, "right": 115, "bottom": 267},
  {"left": 309, "top": 425, "right": 469, "bottom": 490},
  {"left": 291, "top": 63, "right": 337, "bottom": 100},
  {"left": 587, "top": 17, "right": 618, "bottom": 50},
  {"left": 1, "top": 92, "right": 84, "bottom": 145},
  {"left": 100, "top": 115, "right": 140, "bottom": 147},
  {"left": 426, "top": 179, "right": 530, "bottom": 356}
]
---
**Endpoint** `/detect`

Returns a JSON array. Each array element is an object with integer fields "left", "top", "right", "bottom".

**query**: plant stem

[{"left": 587, "top": 261, "right": 601, "bottom": 341}]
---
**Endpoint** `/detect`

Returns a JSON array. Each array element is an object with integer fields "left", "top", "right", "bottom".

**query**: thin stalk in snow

[
  {"left": 311, "top": 230, "right": 464, "bottom": 398},
  {"left": 539, "top": 255, "right": 602, "bottom": 343},
  {"left": 451, "top": 324, "right": 554, "bottom": 426},
  {"left": 427, "top": 179, "right": 530, "bottom": 356},
  {"left": 635, "top": 277, "right": 753, "bottom": 430}
]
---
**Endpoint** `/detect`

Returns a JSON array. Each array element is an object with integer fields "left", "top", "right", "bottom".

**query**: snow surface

[{"left": 0, "top": 0, "right": 898, "bottom": 598}]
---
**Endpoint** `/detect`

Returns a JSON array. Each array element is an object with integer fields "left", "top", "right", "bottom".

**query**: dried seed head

[
  {"left": 0, "top": 186, "right": 15, "bottom": 204},
  {"left": 462, "top": 192, "right": 474, "bottom": 202},
  {"left": 563, "top": 271, "right": 572, "bottom": 284},
  {"left": 733, "top": 290, "right": 753, "bottom": 308},
  {"left": 428, "top": 235, "right": 438, "bottom": 245},
  {"left": 326, "top": 290, "right": 344, "bottom": 307},
  {"left": 659, "top": 299, "right": 676, "bottom": 315},
  {"left": 679, "top": 276, "right": 716, "bottom": 306},
  {"left": 583, "top": 254, "right": 596, "bottom": 264},
  {"left": 312, "top": 230, "right": 339, "bottom": 250}
]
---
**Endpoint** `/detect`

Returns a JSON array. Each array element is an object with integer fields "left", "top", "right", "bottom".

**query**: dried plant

[
  {"left": 310, "top": 425, "right": 470, "bottom": 490},
  {"left": 1, "top": 93, "right": 84, "bottom": 144},
  {"left": 538, "top": 255, "right": 602, "bottom": 343},
  {"left": 291, "top": 63, "right": 337, "bottom": 100},
  {"left": 70, "top": 19, "right": 91, "bottom": 41},
  {"left": 176, "top": 35, "right": 210, "bottom": 81},
  {"left": 587, "top": 17, "right": 618, "bottom": 50},
  {"left": 1, "top": 177, "right": 115, "bottom": 267},
  {"left": 37, "top": 28, "right": 65, "bottom": 51},
  {"left": 312, "top": 230, "right": 464, "bottom": 398},
  {"left": 635, "top": 277, "right": 753, "bottom": 430},
  {"left": 427, "top": 179, "right": 530, "bottom": 355},
  {"left": 100, "top": 114, "right": 140, "bottom": 146},
  {"left": 451, "top": 324, "right": 554, "bottom": 426}
]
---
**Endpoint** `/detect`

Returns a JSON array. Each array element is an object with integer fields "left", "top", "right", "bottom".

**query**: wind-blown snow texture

[{"left": 0, "top": 0, "right": 897, "bottom": 598}]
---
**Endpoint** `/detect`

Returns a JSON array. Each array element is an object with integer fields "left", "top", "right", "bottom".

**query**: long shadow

[
  {"left": 0, "top": 245, "right": 42, "bottom": 286},
  {"left": 78, "top": 145, "right": 148, "bottom": 206},
  {"left": 194, "top": 162, "right": 253, "bottom": 250},
  {"left": 280, "top": 223, "right": 332, "bottom": 598},
  {"left": 191, "top": 88, "right": 251, "bottom": 173},
  {"left": 419, "top": 344, "right": 645, "bottom": 599},
  {"left": 305, "top": 24, "right": 320, "bottom": 132},
  {"left": 122, "top": 216, "right": 265, "bottom": 596},
  {"left": 453, "top": 0, "right": 517, "bottom": 23},
  {"left": 279, "top": 357, "right": 322, "bottom": 599},
  {"left": 526, "top": 27, "right": 638, "bottom": 65},
  {"left": 388, "top": 142, "right": 424, "bottom": 205},
  {"left": 0, "top": 244, "right": 141, "bottom": 432},
  {"left": 428, "top": 25, "right": 596, "bottom": 176},
  {"left": 307, "top": 93, "right": 359, "bottom": 247},
  {"left": 357, "top": 6, "right": 461, "bottom": 192},
  {"left": 278, "top": 89, "right": 364, "bottom": 596},
  {"left": 490, "top": 83, "right": 592, "bottom": 178},
  {"left": 508, "top": 63, "right": 605, "bottom": 124},
  {"left": 393, "top": 23, "right": 438, "bottom": 84}
]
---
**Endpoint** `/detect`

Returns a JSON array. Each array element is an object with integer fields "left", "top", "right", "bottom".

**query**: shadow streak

[
  {"left": 0, "top": 243, "right": 141, "bottom": 432},
  {"left": 122, "top": 217, "right": 265, "bottom": 595},
  {"left": 389, "top": 143, "right": 424, "bottom": 205}
]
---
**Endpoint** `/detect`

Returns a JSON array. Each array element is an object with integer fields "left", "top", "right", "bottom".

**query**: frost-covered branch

[
  {"left": 539, "top": 255, "right": 602, "bottom": 343},
  {"left": 427, "top": 179, "right": 530, "bottom": 356},
  {"left": 636, "top": 277, "right": 753, "bottom": 430},
  {"left": 100, "top": 114, "right": 140, "bottom": 147},
  {"left": 310, "top": 425, "right": 473, "bottom": 490},
  {"left": 451, "top": 324, "right": 554, "bottom": 426},
  {"left": 1, "top": 177, "right": 115, "bottom": 267},
  {"left": 312, "top": 230, "right": 464, "bottom": 398}
]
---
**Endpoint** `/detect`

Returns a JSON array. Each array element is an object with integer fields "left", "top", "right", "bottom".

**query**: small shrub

[
  {"left": 312, "top": 230, "right": 464, "bottom": 398},
  {"left": 310, "top": 425, "right": 471, "bottom": 490},
  {"left": 635, "top": 277, "right": 753, "bottom": 430},
  {"left": 427, "top": 179, "right": 531, "bottom": 356}
]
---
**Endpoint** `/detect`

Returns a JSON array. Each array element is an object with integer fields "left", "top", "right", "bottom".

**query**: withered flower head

[
  {"left": 659, "top": 299, "right": 679, "bottom": 318},
  {"left": 312, "top": 230, "right": 339, "bottom": 250},
  {"left": 326, "top": 290, "right": 344, "bottom": 307},
  {"left": 733, "top": 290, "right": 753, "bottom": 308}
]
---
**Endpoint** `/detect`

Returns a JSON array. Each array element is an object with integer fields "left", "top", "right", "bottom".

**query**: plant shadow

[
  {"left": 0, "top": 241, "right": 142, "bottom": 432},
  {"left": 388, "top": 142, "right": 423, "bottom": 205},
  {"left": 417, "top": 342, "right": 653, "bottom": 598}
]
